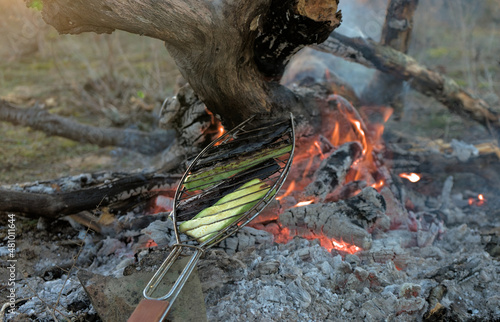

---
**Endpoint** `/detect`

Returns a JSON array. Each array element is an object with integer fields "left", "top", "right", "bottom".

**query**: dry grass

[{"left": 0, "top": 1, "right": 180, "bottom": 184}]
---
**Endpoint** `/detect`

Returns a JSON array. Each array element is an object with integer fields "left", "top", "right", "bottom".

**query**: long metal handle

[{"left": 142, "top": 244, "right": 203, "bottom": 320}]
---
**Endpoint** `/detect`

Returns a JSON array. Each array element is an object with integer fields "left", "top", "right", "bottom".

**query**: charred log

[
  {"left": 279, "top": 187, "right": 389, "bottom": 250},
  {"left": 304, "top": 141, "right": 363, "bottom": 201},
  {"left": 0, "top": 100, "right": 175, "bottom": 155},
  {"left": 0, "top": 171, "right": 180, "bottom": 218}
]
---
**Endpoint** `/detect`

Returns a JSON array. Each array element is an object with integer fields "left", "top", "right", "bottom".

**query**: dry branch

[
  {"left": 313, "top": 32, "right": 500, "bottom": 133},
  {"left": 0, "top": 100, "right": 175, "bottom": 155},
  {"left": 0, "top": 171, "right": 180, "bottom": 218},
  {"left": 36, "top": 0, "right": 341, "bottom": 128},
  {"left": 361, "top": 0, "right": 419, "bottom": 111}
]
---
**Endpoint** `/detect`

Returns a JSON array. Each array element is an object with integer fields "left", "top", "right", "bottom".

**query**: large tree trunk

[{"left": 37, "top": 0, "right": 341, "bottom": 128}]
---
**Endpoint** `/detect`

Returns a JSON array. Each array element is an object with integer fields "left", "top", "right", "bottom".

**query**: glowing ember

[
  {"left": 144, "top": 239, "right": 158, "bottom": 248},
  {"left": 371, "top": 180, "right": 385, "bottom": 190},
  {"left": 329, "top": 238, "right": 361, "bottom": 254},
  {"left": 469, "top": 194, "right": 486, "bottom": 206},
  {"left": 294, "top": 200, "right": 314, "bottom": 208},
  {"left": 272, "top": 226, "right": 361, "bottom": 255},
  {"left": 399, "top": 173, "right": 421, "bottom": 183}
]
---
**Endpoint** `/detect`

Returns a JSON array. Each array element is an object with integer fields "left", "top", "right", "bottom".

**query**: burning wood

[
  {"left": 279, "top": 187, "right": 389, "bottom": 251},
  {"left": 304, "top": 141, "right": 363, "bottom": 202}
]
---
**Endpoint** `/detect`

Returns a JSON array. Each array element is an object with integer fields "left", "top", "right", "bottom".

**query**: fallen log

[
  {"left": 313, "top": 32, "right": 500, "bottom": 133},
  {"left": 0, "top": 100, "right": 176, "bottom": 155},
  {"left": 0, "top": 171, "right": 180, "bottom": 218}
]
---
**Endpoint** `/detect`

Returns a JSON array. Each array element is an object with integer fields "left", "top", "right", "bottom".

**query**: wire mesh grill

[{"left": 171, "top": 114, "right": 295, "bottom": 247}]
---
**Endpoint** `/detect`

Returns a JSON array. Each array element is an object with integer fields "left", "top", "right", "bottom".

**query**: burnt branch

[
  {"left": 36, "top": 0, "right": 341, "bottom": 128},
  {"left": 304, "top": 141, "right": 363, "bottom": 201},
  {"left": 314, "top": 32, "right": 500, "bottom": 133},
  {"left": 0, "top": 171, "right": 180, "bottom": 218},
  {"left": 0, "top": 100, "right": 175, "bottom": 155}
]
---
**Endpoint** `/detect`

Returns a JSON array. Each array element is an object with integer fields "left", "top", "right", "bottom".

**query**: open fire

[{"left": 150, "top": 94, "right": 395, "bottom": 255}]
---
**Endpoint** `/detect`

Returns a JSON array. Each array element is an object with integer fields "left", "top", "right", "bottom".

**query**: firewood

[
  {"left": 0, "top": 171, "right": 180, "bottom": 218},
  {"left": 304, "top": 141, "right": 363, "bottom": 201},
  {"left": 279, "top": 187, "right": 389, "bottom": 250},
  {"left": 361, "top": 0, "right": 420, "bottom": 112},
  {"left": 314, "top": 32, "right": 500, "bottom": 133}
]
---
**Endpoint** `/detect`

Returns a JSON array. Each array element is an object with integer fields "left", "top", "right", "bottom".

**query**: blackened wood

[
  {"left": 0, "top": 172, "right": 180, "bottom": 218},
  {"left": 314, "top": 32, "right": 500, "bottom": 133},
  {"left": 254, "top": 0, "right": 342, "bottom": 80},
  {"left": 0, "top": 100, "right": 175, "bottom": 155},
  {"left": 304, "top": 141, "right": 363, "bottom": 201}
]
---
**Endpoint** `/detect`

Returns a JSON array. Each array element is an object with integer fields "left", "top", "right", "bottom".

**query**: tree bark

[
  {"left": 361, "top": 0, "right": 419, "bottom": 113},
  {"left": 313, "top": 32, "right": 500, "bottom": 133},
  {"left": 0, "top": 100, "right": 176, "bottom": 155},
  {"left": 36, "top": 0, "right": 341, "bottom": 128}
]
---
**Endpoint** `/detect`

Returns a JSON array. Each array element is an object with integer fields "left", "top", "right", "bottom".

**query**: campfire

[{"left": 1, "top": 0, "right": 500, "bottom": 321}]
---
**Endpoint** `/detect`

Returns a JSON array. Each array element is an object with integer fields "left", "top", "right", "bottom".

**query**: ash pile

[{"left": 197, "top": 187, "right": 500, "bottom": 321}]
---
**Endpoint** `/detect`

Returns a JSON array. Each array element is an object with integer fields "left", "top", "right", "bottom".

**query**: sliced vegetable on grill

[
  {"left": 179, "top": 178, "right": 271, "bottom": 242},
  {"left": 183, "top": 142, "right": 292, "bottom": 191}
]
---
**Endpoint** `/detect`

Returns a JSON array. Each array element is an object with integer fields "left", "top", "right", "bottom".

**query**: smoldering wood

[
  {"left": 0, "top": 171, "right": 180, "bottom": 218},
  {"left": 385, "top": 141, "right": 500, "bottom": 191},
  {"left": 279, "top": 187, "right": 389, "bottom": 250},
  {"left": 313, "top": 32, "right": 500, "bottom": 133},
  {"left": 37, "top": 0, "right": 341, "bottom": 128},
  {"left": 361, "top": 0, "right": 420, "bottom": 112},
  {"left": 304, "top": 141, "right": 363, "bottom": 201},
  {"left": 0, "top": 100, "right": 175, "bottom": 155},
  {"left": 254, "top": 0, "right": 342, "bottom": 80}
]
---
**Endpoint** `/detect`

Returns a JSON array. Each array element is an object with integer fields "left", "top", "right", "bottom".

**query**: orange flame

[
  {"left": 294, "top": 200, "right": 314, "bottom": 208},
  {"left": 204, "top": 107, "right": 226, "bottom": 142},
  {"left": 399, "top": 173, "right": 421, "bottom": 183},
  {"left": 276, "top": 180, "right": 296, "bottom": 201}
]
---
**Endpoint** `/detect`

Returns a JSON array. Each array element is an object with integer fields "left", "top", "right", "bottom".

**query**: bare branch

[
  {"left": 0, "top": 100, "right": 175, "bottom": 155},
  {"left": 314, "top": 33, "right": 500, "bottom": 132}
]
